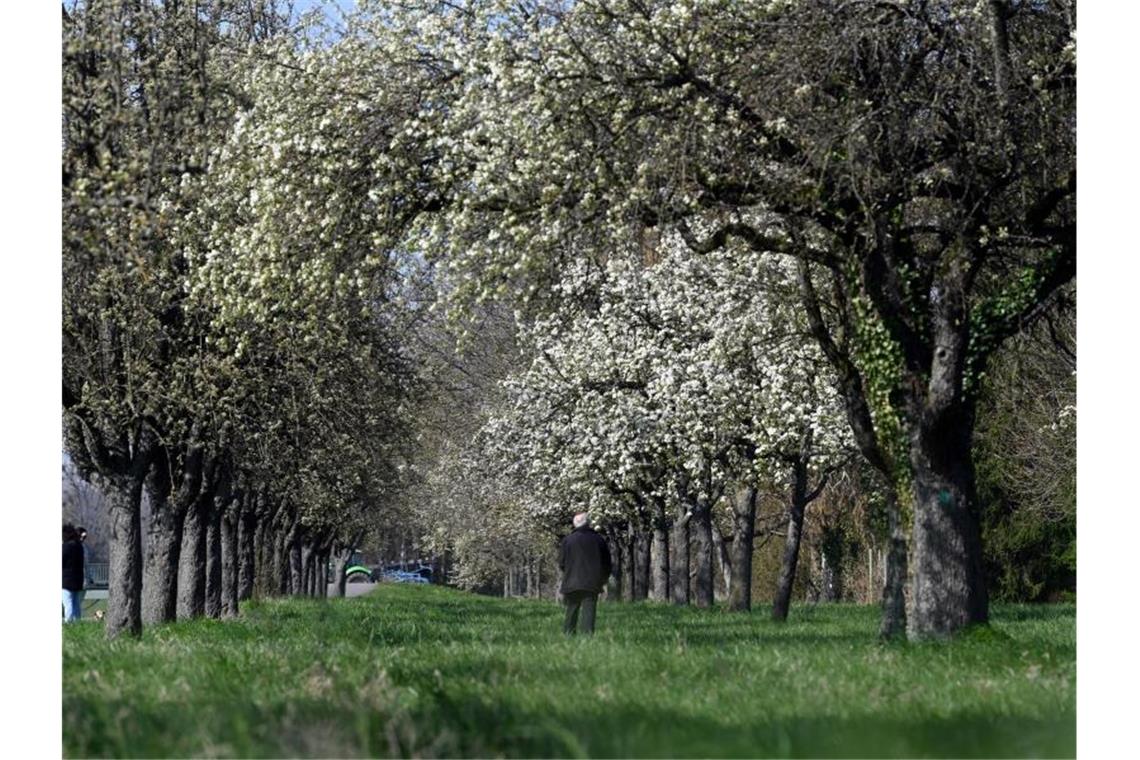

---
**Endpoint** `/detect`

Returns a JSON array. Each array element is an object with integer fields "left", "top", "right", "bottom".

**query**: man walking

[{"left": 559, "top": 512, "right": 612, "bottom": 635}]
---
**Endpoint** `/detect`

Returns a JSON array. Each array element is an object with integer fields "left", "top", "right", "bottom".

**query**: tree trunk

[
  {"left": 671, "top": 510, "right": 690, "bottom": 605},
  {"left": 633, "top": 529, "right": 650, "bottom": 600},
  {"left": 333, "top": 543, "right": 353, "bottom": 597},
  {"left": 621, "top": 528, "right": 635, "bottom": 602},
  {"left": 650, "top": 516, "right": 670, "bottom": 602},
  {"left": 221, "top": 501, "right": 239, "bottom": 617},
  {"left": 177, "top": 493, "right": 208, "bottom": 619},
  {"left": 318, "top": 549, "right": 330, "bottom": 597},
  {"left": 712, "top": 521, "right": 732, "bottom": 602},
  {"left": 252, "top": 515, "right": 268, "bottom": 599},
  {"left": 606, "top": 534, "right": 623, "bottom": 600},
  {"left": 908, "top": 421, "right": 988, "bottom": 638},
  {"left": 102, "top": 473, "right": 146, "bottom": 639},
  {"left": 204, "top": 507, "right": 223, "bottom": 618},
  {"left": 728, "top": 486, "right": 757, "bottom": 612},
  {"left": 772, "top": 459, "right": 809, "bottom": 622},
  {"left": 290, "top": 530, "right": 303, "bottom": 595},
  {"left": 300, "top": 542, "right": 314, "bottom": 597},
  {"left": 798, "top": 261, "right": 908, "bottom": 635},
  {"left": 879, "top": 485, "right": 908, "bottom": 638},
  {"left": 273, "top": 523, "right": 289, "bottom": 595},
  {"left": 142, "top": 467, "right": 181, "bottom": 626},
  {"left": 692, "top": 506, "right": 714, "bottom": 608}
]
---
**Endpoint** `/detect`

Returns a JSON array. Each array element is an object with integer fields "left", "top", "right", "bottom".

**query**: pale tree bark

[
  {"left": 650, "top": 504, "right": 670, "bottom": 602},
  {"left": 728, "top": 486, "right": 758, "bottom": 612},
  {"left": 712, "top": 521, "right": 732, "bottom": 602},
  {"left": 692, "top": 504, "right": 714, "bottom": 608}
]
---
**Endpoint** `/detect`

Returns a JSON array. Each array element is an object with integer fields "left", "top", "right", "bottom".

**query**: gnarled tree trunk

[
  {"left": 177, "top": 491, "right": 209, "bottom": 619},
  {"left": 102, "top": 469, "right": 148, "bottom": 639},
  {"left": 908, "top": 414, "right": 988, "bottom": 638},
  {"left": 142, "top": 462, "right": 179, "bottom": 626}
]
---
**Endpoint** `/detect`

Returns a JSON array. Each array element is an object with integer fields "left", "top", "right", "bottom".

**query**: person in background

[
  {"left": 62, "top": 524, "right": 85, "bottom": 622},
  {"left": 77, "top": 526, "right": 93, "bottom": 591},
  {"left": 558, "top": 512, "right": 612, "bottom": 635}
]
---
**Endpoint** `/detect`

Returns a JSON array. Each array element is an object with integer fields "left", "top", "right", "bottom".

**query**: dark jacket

[
  {"left": 63, "top": 540, "right": 85, "bottom": 592},
  {"left": 559, "top": 527, "right": 612, "bottom": 594}
]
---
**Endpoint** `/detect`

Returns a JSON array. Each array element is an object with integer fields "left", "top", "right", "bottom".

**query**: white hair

[{"left": 572, "top": 512, "right": 590, "bottom": 529}]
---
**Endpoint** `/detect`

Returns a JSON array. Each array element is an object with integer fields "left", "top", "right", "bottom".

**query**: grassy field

[{"left": 62, "top": 585, "right": 1075, "bottom": 758}]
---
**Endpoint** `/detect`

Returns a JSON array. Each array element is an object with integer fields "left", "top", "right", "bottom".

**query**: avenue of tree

[{"left": 62, "top": 0, "right": 1075, "bottom": 640}]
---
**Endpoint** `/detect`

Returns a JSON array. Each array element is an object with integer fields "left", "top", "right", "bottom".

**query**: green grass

[{"left": 63, "top": 586, "right": 1075, "bottom": 758}]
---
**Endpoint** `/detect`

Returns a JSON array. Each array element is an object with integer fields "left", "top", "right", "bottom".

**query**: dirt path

[{"left": 334, "top": 581, "right": 378, "bottom": 598}]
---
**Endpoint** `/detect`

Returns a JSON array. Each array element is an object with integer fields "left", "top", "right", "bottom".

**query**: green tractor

[{"left": 329, "top": 550, "right": 377, "bottom": 584}]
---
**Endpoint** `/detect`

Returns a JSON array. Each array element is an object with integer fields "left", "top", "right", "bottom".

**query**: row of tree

[
  {"left": 63, "top": 0, "right": 1075, "bottom": 640},
  {"left": 62, "top": 0, "right": 431, "bottom": 637},
  {"left": 392, "top": 0, "right": 1075, "bottom": 638}
]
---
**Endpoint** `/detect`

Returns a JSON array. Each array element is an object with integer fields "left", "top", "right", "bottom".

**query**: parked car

[{"left": 379, "top": 567, "right": 431, "bottom": 584}]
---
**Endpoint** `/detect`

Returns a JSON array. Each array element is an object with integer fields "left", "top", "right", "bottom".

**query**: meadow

[{"left": 62, "top": 585, "right": 1075, "bottom": 758}]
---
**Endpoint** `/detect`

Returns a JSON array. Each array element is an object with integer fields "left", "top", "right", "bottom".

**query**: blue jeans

[{"left": 62, "top": 589, "right": 84, "bottom": 622}]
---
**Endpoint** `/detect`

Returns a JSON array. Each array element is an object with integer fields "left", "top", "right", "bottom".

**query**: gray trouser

[{"left": 563, "top": 590, "right": 598, "bottom": 634}]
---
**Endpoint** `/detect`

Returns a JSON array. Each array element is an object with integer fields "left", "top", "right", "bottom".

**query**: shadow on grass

[
  {"left": 431, "top": 696, "right": 1076, "bottom": 759},
  {"left": 64, "top": 689, "right": 1076, "bottom": 759}
]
